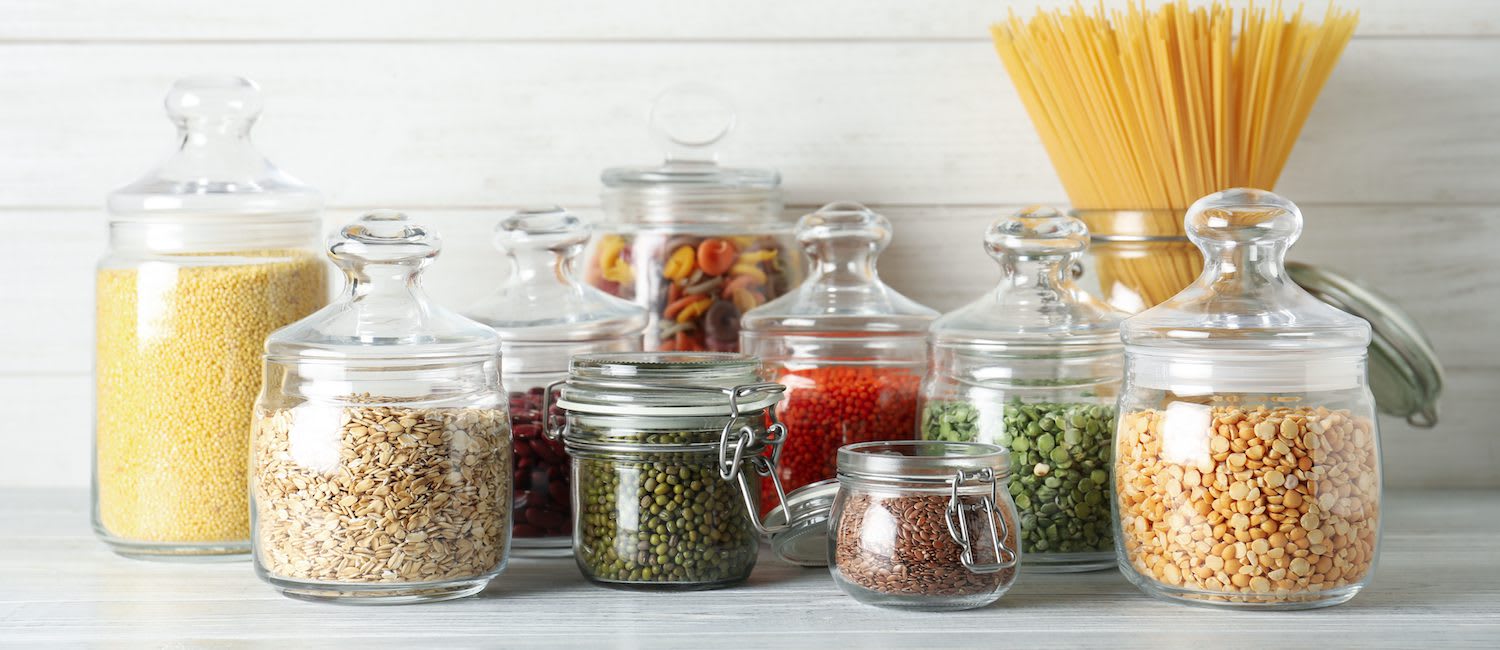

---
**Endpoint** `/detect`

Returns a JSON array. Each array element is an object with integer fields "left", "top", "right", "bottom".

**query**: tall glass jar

[
  {"left": 1114, "top": 189, "right": 1381, "bottom": 609},
  {"left": 546, "top": 352, "right": 791, "bottom": 590},
  {"left": 918, "top": 207, "right": 1126, "bottom": 572},
  {"left": 250, "top": 211, "right": 512, "bottom": 604},
  {"left": 742, "top": 202, "right": 937, "bottom": 514},
  {"left": 583, "top": 85, "right": 803, "bottom": 352},
  {"left": 465, "top": 207, "right": 647, "bottom": 556},
  {"left": 829, "top": 441, "right": 1020, "bottom": 610},
  {"left": 94, "top": 77, "right": 328, "bottom": 560}
]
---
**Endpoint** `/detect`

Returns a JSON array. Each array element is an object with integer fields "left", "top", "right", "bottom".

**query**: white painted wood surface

[
  {"left": 1, "top": 0, "right": 1497, "bottom": 490},
  {"left": 0, "top": 488, "right": 1495, "bottom": 647}
]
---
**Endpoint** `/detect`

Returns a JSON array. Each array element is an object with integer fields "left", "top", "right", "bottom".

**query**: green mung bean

[
  {"left": 921, "top": 400, "right": 1114, "bottom": 555},
  {"left": 572, "top": 429, "right": 758, "bottom": 589}
]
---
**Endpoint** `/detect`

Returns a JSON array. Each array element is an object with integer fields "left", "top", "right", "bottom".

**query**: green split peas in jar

[{"left": 917, "top": 207, "right": 1127, "bottom": 572}]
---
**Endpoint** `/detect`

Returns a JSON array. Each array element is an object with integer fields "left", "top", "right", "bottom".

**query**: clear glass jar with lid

[
  {"left": 94, "top": 76, "right": 328, "bottom": 560},
  {"left": 464, "top": 207, "right": 647, "bottom": 556},
  {"left": 250, "top": 211, "right": 512, "bottom": 604},
  {"left": 545, "top": 352, "right": 791, "bottom": 590},
  {"left": 741, "top": 202, "right": 938, "bottom": 514},
  {"left": 918, "top": 206, "right": 1126, "bottom": 572},
  {"left": 583, "top": 85, "right": 804, "bottom": 353},
  {"left": 829, "top": 440, "right": 1020, "bottom": 610},
  {"left": 1113, "top": 188, "right": 1381, "bottom": 609}
]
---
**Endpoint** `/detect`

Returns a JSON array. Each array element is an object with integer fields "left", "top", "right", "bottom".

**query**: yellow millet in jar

[{"left": 95, "top": 251, "right": 327, "bottom": 547}]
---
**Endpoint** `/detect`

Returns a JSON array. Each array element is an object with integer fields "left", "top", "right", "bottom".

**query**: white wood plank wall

[{"left": 1, "top": 1, "right": 1496, "bottom": 488}]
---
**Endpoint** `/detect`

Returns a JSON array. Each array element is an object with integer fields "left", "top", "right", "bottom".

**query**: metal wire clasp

[
  {"left": 943, "top": 468, "right": 1019, "bottom": 574},
  {"left": 715, "top": 382, "right": 791, "bottom": 536},
  {"left": 540, "top": 378, "right": 567, "bottom": 441}
]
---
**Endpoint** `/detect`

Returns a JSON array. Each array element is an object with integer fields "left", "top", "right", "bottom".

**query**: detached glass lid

[
  {"left": 932, "top": 206, "right": 1126, "bottom": 349},
  {"left": 266, "top": 211, "right": 499, "bottom": 362},
  {"left": 741, "top": 202, "right": 938, "bottom": 336},
  {"left": 466, "top": 207, "right": 647, "bottom": 343},
  {"left": 601, "top": 84, "right": 782, "bottom": 224},
  {"left": 1121, "top": 188, "right": 1372, "bottom": 355},
  {"left": 109, "top": 76, "right": 320, "bottom": 221}
]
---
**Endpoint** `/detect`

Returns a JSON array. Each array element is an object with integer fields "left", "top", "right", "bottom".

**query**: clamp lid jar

[
  {"left": 465, "top": 207, "right": 647, "bottom": 554},
  {"left": 585, "top": 85, "right": 803, "bottom": 353},
  {"left": 918, "top": 206, "right": 1126, "bottom": 572},
  {"left": 741, "top": 202, "right": 938, "bottom": 514},
  {"left": 547, "top": 352, "right": 792, "bottom": 590},
  {"left": 250, "top": 211, "right": 512, "bottom": 604},
  {"left": 94, "top": 76, "right": 328, "bottom": 560},
  {"left": 1113, "top": 189, "right": 1381, "bottom": 609},
  {"left": 830, "top": 440, "right": 1020, "bottom": 610}
]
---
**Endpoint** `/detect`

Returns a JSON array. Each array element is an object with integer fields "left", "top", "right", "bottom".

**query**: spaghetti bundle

[{"left": 992, "top": 1, "right": 1357, "bottom": 309}]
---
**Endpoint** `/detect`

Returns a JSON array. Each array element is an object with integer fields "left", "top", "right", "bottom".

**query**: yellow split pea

[{"left": 95, "top": 251, "right": 326, "bottom": 546}]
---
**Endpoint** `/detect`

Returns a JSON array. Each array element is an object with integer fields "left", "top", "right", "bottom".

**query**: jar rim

[{"left": 837, "top": 440, "right": 1011, "bottom": 483}]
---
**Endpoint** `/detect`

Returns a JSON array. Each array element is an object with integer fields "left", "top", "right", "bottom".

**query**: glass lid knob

[
  {"left": 985, "top": 204, "right": 1088, "bottom": 262},
  {"left": 1185, "top": 187, "right": 1303, "bottom": 249},
  {"left": 330, "top": 210, "right": 441, "bottom": 269},
  {"left": 493, "top": 206, "right": 589, "bottom": 256},
  {"left": 165, "top": 76, "right": 264, "bottom": 130},
  {"left": 650, "top": 83, "right": 737, "bottom": 164},
  {"left": 797, "top": 201, "right": 892, "bottom": 257}
]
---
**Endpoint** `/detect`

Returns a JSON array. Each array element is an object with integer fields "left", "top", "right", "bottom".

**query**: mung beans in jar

[{"left": 548, "top": 352, "right": 792, "bottom": 590}]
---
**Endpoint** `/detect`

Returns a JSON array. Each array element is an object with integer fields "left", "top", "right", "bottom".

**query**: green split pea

[
  {"left": 573, "top": 429, "right": 758, "bottom": 588},
  {"left": 921, "top": 400, "right": 1115, "bottom": 555}
]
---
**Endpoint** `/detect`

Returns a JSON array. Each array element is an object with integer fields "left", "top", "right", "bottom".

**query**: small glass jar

[
  {"left": 465, "top": 207, "right": 647, "bottom": 556},
  {"left": 742, "top": 202, "right": 937, "bottom": 514},
  {"left": 918, "top": 207, "right": 1126, "bottom": 572},
  {"left": 1114, "top": 189, "right": 1382, "bottom": 609},
  {"left": 584, "top": 85, "right": 804, "bottom": 352},
  {"left": 250, "top": 211, "right": 512, "bottom": 604},
  {"left": 546, "top": 352, "right": 791, "bottom": 590},
  {"left": 94, "top": 77, "right": 328, "bottom": 560},
  {"left": 830, "top": 441, "right": 1020, "bottom": 611}
]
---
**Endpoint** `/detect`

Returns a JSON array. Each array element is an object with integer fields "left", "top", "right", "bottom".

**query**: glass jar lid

[
  {"left": 762, "top": 478, "right": 838, "bottom": 567},
  {"left": 265, "top": 210, "right": 499, "bottom": 363},
  {"left": 837, "top": 440, "right": 1012, "bottom": 483},
  {"left": 1122, "top": 188, "right": 1372, "bottom": 353},
  {"left": 553, "top": 352, "right": 780, "bottom": 417},
  {"left": 1288, "top": 262, "right": 1444, "bottom": 427},
  {"left": 465, "top": 207, "right": 647, "bottom": 354},
  {"left": 741, "top": 202, "right": 938, "bottom": 337},
  {"left": 931, "top": 205, "right": 1126, "bottom": 350},
  {"left": 602, "top": 84, "right": 783, "bottom": 225},
  {"left": 109, "top": 76, "right": 320, "bottom": 223}
]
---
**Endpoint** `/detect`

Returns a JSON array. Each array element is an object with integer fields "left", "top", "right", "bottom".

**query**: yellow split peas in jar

[{"left": 95, "top": 251, "right": 326, "bottom": 547}]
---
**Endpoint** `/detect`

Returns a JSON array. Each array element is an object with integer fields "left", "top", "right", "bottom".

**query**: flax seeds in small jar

[
  {"left": 1114, "top": 189, "right": 1382, "bottom": 609},
  {"left": 250, "top": 211, "right": 512, "bottom": 604},
  {"left": 829, "top": 441, "right": 1020, "bottom": 611}
]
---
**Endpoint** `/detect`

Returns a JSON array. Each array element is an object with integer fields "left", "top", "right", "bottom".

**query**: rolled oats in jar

[
  {"left": 250, "top": 211, "right": 511, "bottom": 604},
  {"left": 1113, "top": 189, "right": 1382, "bottom": 609}
]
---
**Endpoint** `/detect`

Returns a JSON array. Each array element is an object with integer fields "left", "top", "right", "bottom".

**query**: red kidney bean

[{"left": 508, "top": 389, "right": 571, "bottom": 540}]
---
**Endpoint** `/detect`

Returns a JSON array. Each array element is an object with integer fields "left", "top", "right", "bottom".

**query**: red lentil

[{"left": 761, "top": 366, "right": 922, "bottom": 513}]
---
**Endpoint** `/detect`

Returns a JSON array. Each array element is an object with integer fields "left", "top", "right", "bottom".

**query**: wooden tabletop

[{"left": 2, "top": 488, "right": 1496, "bottom": 648}]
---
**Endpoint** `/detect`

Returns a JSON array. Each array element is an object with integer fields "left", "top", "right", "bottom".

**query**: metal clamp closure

[
  {"left": 943, "top": 468, "right": 1018, "bottom": 574},
  {"left": 540, "top": 378, "right": 567, "bottom": 441}
]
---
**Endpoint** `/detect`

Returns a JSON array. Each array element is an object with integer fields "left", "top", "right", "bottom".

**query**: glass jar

[
  {"left": 918, "top": 207, "right": 1126, "bottom": 572},
  {"left": 829, "top": 441, "right": 1020, "bottom": 611},
  {"left": 742, "top": 202, "right": 937, "bottom": 514},
  {"left": 94, "top": 76, "right": 328, "bottom": 560},
  {"left": 1074, "top": 209, "right": 1201, "bottom": 314},
  {"left": 1114, "top": 188, "right": 1381, "bottom": 609},
  {"left": 464, "top": 207, "right": 647, "bottom": 556},
  {"left": 584, "top": 85, "right": 804, "bottom": 352},
  {"left": 546, "top": 352, "right": 791, "bottom": 590},
  {"left": 250, "top": 211, "right": 511, "bottom": 604}
]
